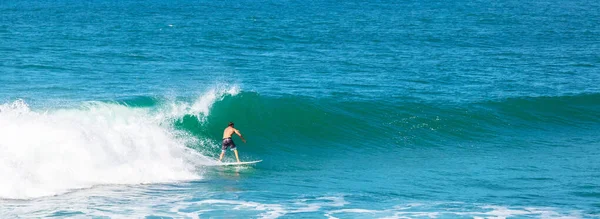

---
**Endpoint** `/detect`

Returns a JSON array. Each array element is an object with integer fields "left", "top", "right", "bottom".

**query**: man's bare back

[{"left": 223, "top": 126, "right": 242, "bottom": 139}]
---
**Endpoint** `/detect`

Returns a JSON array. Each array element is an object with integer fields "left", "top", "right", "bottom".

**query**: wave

[
  {"left": 119, "top": 91, "right": 600, "bottom": 151},
  {"left": 185, "top": 92, "right": 600, "bottom": 152},
  {"left": 2, "top": 88, "right": 598, "bottom": 199},
  {"left": 480, "top": 93, "right": 600, "bottom": 126}
]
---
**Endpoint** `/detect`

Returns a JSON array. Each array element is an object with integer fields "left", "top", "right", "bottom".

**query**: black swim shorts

[{"left": 222, "top": 138, "right": 236, "bottom": 151}]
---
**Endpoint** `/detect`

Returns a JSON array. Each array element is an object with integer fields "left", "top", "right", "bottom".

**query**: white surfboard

[{"left": 218, "top": 160, "right": 262, "bottom": 166}]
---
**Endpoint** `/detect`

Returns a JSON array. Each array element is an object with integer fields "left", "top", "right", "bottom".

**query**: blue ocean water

[{"left": 1, "top": 0, "right": 599, "bottom": 218}]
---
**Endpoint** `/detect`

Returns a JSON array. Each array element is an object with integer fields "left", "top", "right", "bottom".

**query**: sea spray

[
  {"left": 0, "top": 100, "right": 207, "bottom": 199},
  {"left": 158, "top": 85, "right": 241, "bottom": 123}
]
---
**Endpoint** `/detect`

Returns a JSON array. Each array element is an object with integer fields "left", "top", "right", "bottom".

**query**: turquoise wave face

[
  {"left": 98, "top": 91, "right": 600, "bottom": 165},
  {"left": 164, "top": 92, "right": 600, "bottom": 152},
  {"left": 174, "top": 92, "right": 599, "bottom": 217}
]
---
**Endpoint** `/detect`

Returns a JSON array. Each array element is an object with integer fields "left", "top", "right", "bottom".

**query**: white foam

[
  {"left": 0, "top": 99, "right": 215, "bottom": 199},
  {"left": 0, "top": 85, "right": 242, "bottom": 199},
  {"left": 161, "top": 84, "right": 240, "bottom": 122},
  {"left": 190, "top": 85, "right": 240, "bottom": 118},
  {"left": 324, "top": 203, "right": 584, "bottom": 219},
  {"left": 1, "top": 191, "right": 586, "bottom": 219},
  {"left": 199, "top": 199, "right": 286, "bottom": 219}
]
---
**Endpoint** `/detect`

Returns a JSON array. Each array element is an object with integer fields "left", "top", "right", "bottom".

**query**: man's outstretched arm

[{"left": 235, "top": 129, "right": 246, "bottom": 143}]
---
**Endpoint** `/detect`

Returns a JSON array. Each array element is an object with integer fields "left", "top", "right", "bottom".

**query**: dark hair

[{"left": 228, "top": 122, "right": 234, "bottom": 127}]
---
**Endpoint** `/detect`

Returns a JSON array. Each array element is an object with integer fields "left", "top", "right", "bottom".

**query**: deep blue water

[{"left": 1, "top": 0, "right": 599, "bottom": 218}]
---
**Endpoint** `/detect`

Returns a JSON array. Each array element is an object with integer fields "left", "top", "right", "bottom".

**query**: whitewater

[{"left": 0, "top": 87, "right": 240, "bottom": 200}]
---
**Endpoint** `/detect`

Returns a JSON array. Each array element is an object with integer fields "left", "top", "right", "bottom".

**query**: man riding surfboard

[{"left": 219, "top": 122, "right": 246, "bottom": 162}]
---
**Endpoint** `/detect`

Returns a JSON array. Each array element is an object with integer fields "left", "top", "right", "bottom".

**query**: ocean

[{"left": 1, "top": 0, "right": 599, "bottom": 218}]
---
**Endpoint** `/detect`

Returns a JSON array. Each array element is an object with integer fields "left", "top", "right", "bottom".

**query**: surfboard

[{"left": 218, "top": 160, "right": 262, "bottom": 166}]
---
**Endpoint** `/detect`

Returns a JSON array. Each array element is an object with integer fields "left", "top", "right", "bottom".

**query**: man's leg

[
  {"left": 219, "top": 150, "right": 225, "bottom": 161},
  {"left": 233, "top": 149, "right": 240, "bottom": 163}
]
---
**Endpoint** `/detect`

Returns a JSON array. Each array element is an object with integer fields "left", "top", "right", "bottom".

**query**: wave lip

[{"left": 155, "top": 85, "right": 240, "bottom": 122}]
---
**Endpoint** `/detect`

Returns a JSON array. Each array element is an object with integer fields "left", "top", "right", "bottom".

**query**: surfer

[{"left": 219, "top": 122, "right": 246, "bottom": 162}]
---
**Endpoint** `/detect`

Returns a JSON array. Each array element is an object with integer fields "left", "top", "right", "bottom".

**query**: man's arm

[{"left": 235, "top": 129, "right": 246, "bottom": 143}]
